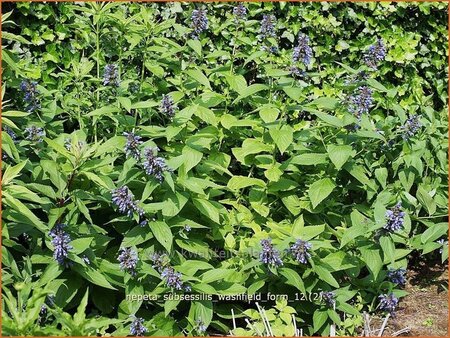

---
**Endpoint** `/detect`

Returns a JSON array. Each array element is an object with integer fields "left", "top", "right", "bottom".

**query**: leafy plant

[{"left": 1, "top": 1, "right": 448, "bottom": 336}]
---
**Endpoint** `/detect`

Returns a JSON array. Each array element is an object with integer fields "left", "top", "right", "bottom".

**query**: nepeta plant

[
  {"left": 190, "top": 9, "right": 208, "bottom": 38},
  {"left": 384, "top": 203, "right": 405, "bottom": 233},
  {"left": 348, "top": 86, "right": 373, "bottom": 120},
  {"left": 130, "top": 316, "right": 147, "bottom": 336},
  {"left": 378, "top": 293, "right": 399, "bottom": 315},
  {"left": 25, "top": 126, "right": 45, "bottom": 142},
  {"left": 260, "top": 14, "right": 277, "bottom": 39},
  {"left": 292, "top": 33, "right": 313, "bottom": 66},
  {"left": 259, "top": 238, "right": 283, "bottom": 267},
  {"left": 1, "top": 2, "right": 447, "bottom": 337},
  {"left": 387, "top": 268, "right": 406, "bottom": 286},
  {"left": 111, "top": 186, "right": 144, "bottom": 217},
  {"left": 103, "top": 64, "right": 120, "bottom": 87},
  {"left": 118, "top": 247, "right": 139, "bottom": 276},
  {"left": 364, "top": 38, "right": 386, "bottom": 69},
  {"left": 233, "top": 3, "right": 247, "bottom": 22},
  {"left": 123, "top": 132, "right": 143, "bottom": 160},
  {"left": 48, "top": 224, "right": 72, "bottom": 267},
  {"left": 400, "top": 114, "right": 422, "bottom": 140},
  {"left": 20, "top": 79, "right": 40, "bottom": 112},
  {"left": 289, "top": 239, "right": 312, "bottom": 264},
  {"left": 142, "top": 147, "right": 171, "bottom": 182},
  {"left": 320, "top": 291, "right": 336, "bottom": 308},
  {"left": 159, "top": 94, "right": 177, "bottom": 119}
]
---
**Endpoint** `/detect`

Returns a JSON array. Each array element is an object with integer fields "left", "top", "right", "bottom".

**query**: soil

[{"left": 381, "top": 260, "right": 448, "bottom": 336}]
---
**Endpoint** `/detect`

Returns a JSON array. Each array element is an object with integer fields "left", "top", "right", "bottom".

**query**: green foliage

[{"left": 1, "top": 1, "right": 448, "bottom": 336}]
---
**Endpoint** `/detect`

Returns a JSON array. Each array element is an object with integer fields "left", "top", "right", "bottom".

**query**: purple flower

[
  {"left": 142, "top": 147, "right": 171, "bottom": 182},
  {"left": 400, "top": 114, "right": 422, "bottom": 140},
  {"left": 195, "top": 319, "right": 207, "bottom": 333},
  {"left": 111, "top": 186, "right": 144, "bottom": 217},
  {"left": 289, "top": 66, "right": 306, "bottom": 78},
  {"left": 233, "top": 3, "right": 247, "bottom": 21},
  {"left": 289, "top": 239, "right": 312, "bottom": 264},
  {"left": 38, "top": 304, "right": 47, "bottom": 325},
  {"left": 387, "top": 268, "right": 406, "bottom": 286},
  {"left": 103, "top": 64, "right": 119, "bottom": 86},
  {"left": 378, "top": 293, "right": 398, "bottom": 314},
  {"left": 20, "top": 79, "right": 40, "bottom": 112},
  {"left": 348, "top": 86, "right": 373, "bottom": 120},
  {"left": 118, "top": 247, "right": 139, "bottom": 276},
  {"left": 123, "top": 132, "right": 143, "bottom": 160},
  {"left": 4, "top": 126, "right": 17, "bottom": 142},
  {"left": 384, "top": 203, "right": 405, "bottom": 232},
  {"left": 48, "top": 224, "right": 72, "bottom": 266},
  {"left": 25, "top": 126, "right": 45, "bottom": 142},
  {"left": 151, "top": 252, "right": 168, "bottom": 273},
  {"left": 191, "top": 9, "right": 208, "bottom": 38},
  {"left": 130, "top": 316, "right": 147, "bottom": 336},
  {"left": 161, "top": 266, "right": 185, "bottom": 290},
  {"left": 259, "top": 238, "right": 283, "bottom": 267},
  {"left": 364, "top": 38, "right": 386, "bottom": 69},
  {"left": 260, "top": 14, "right": 277, "bottom": 39},
  {"left": 293, "top": 34, "right": 313, "bottom": 66},
  {"left": 160, "top": 94, "right": 176, "bottom": 119},
  {"left": 320, "top": 291, "right": 336, "bottom": 308}
]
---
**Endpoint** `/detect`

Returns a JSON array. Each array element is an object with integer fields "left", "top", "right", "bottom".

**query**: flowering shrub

[{"left": 1, "top": 1, "right": 448, "bottom": 336}]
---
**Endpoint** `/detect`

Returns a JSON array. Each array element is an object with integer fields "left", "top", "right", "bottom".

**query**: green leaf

[
  {"left": 186, "top": 69, "right": 211, "bottom": 89},
  {"left": 416, "top": 185, "right": 436, "bottom": 215},
  {"left": 234, "top": 84, "right": 268, "bottom": 103},
  {"left": 375, "top": 168, "right": 388, "bottom": 188},
  {"left": 182, "top": 146, "right": 203, "bottom": 173},
  {"left": 327, "top": 145, "right": 353, "bottom": 170},
  {"left": 340, "top": 210, "right": 368, "bottom": 248},
  {"left": 1, "top": 160, "right": 27, "bottom": 186},
  {"left": 283, "top": 87, "right": 303, "bottom": 101},
  {"left": 379, "top": 236, "right": 395, "bottom": 264},
  {"left": 3, "top": 192, "right": 47, "bottom": 232},
  {"left": 193, "top": 198, "right": 220, "bottom": 223},
  {"left": 313, "top": 309, "right": 328, "bottom": 332},
  {"left": 74, "top": 289, "right": 89, "bottom": 325},
  {"left": 189, "top": 300, "right": 213, "bottom": 327},
  {"left": 290, "top": 153, "right": 328, "bottom": 166},
  {"left": 227, "top": 176, "right": 266, "bottom": 191},
  {"left": 269, "top": 125, "right": 293, "bottom": 154},
  {"left": 187, "top": 39, "right": 202, "bottom": 57},
  {"left": 150, "top": 221, "right": 173, "bottom": 252},
  {"left": 359, "top": 245, "right": 383, "bottom": 279},
  {"left": 279, "top": 268, "right": 306, "bottom": 294},
  {"left": 421, "top": 222, "right": 448, "bottom": 244},
  {"left": 123, "top": 226, "right": 154, "bottom": 247},
  {"left": 259, "top": 105, "right": 279, "bottom": 123},
  {"left": 71, "top": 237, "right": 93, "bottom": 254},
  {"left": 308, "top": 97, "right": 339, "bottom": 110},
  {"left": 314, "top": 265, "right": 339, "bottom": 288},
  {"left": 303, "top": 108, "right": 345, "bottom": 127},
  {"left": 118, "top": 97, "right": 132, "bottom": 113},
  {"left": 223, "top": 74, "right": 247, "bottom": 93},
  {"left": 72, "top": 264, "right": 116, "bottom": 290},
  {"left": 308, "top": 178, "right": 335, "bottom": 208},
  {"left": 1, "top": 110, "right": 31, "bottom": 117},
  {"left": 367, "top": 78, "right": 388, "bottom": 92}
]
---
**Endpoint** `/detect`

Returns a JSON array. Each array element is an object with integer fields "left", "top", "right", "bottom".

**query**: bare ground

[{"left": 382, "top": 261, "right": 448, "bottom": 336}]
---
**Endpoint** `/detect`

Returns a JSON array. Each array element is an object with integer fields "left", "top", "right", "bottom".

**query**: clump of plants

[{"left": 1, "top": 1, "right": 448, "bottom": 336}]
